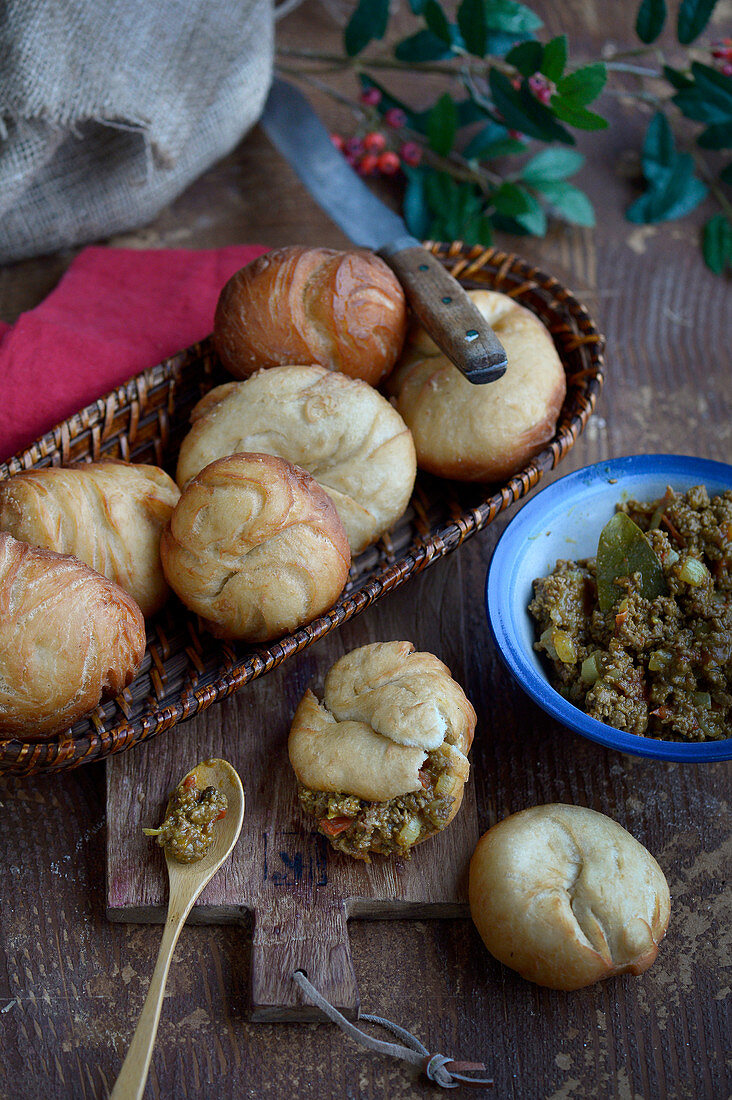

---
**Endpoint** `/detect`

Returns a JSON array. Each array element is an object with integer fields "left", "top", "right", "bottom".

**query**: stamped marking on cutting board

[{"left": 263, "top": 832, "right": 329, "bottom": 888}]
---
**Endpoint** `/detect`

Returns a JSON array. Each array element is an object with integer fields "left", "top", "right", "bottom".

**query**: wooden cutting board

[{"left": 106, "top": 639, "right": 480, "bottom": 1022}]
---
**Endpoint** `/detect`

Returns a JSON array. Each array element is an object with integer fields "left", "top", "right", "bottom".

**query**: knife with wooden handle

[{"left": 260, "top": 78, "right": 507, "bottom": 385}]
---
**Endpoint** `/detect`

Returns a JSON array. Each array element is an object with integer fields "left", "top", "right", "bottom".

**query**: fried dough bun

[
  {"left": 0, "top": 460, "right": 179, "bottom": 616},
  {"left": 213, "top": 246, "right": 408, "bottom": 386},
  {"left": 175, "top": 365, "right": 416, "bottom": 555},
  {"left": 0, "top": 533, "right": 146, "bottom": 739},
  {"left": 160, "top": 452, "right": 350, "bottom": 642},
  {"left": 386, "top": 289, "right": 566, "bottom": 481},
  {"left": 469, "top": 803, "right": 671, "bottom": 990}
]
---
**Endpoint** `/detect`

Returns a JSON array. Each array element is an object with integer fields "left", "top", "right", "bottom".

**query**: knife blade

[{"left": 260, "top": 78, "right": 507, "bottom": 385}]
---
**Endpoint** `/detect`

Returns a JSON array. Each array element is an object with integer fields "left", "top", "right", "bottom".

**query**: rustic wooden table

[{"left": 0, "top": 3, "right": 729, "bottom": 1098}]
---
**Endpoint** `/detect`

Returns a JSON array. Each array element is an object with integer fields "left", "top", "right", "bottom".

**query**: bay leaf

[{"left": 596, "top": 512, "right": 668, "bottom": 611}]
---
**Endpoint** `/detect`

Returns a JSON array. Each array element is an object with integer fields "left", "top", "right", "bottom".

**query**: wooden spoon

[{"left": 111, "top": 758, "right": 245, "bottom": 1100}]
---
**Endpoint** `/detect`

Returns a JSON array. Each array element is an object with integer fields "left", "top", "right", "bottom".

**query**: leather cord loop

[{"left": 292, "top": 970, "right": 493, "bottom": 1090}]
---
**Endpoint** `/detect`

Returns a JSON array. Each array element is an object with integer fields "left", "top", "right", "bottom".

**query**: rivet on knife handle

[{"left": 378, "top": 244, "right": 508, "bottom": 385}]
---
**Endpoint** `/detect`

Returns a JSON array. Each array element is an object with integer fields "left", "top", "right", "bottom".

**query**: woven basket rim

[{"left": 0, "top": 243, "right": 605, "bottom": 774}]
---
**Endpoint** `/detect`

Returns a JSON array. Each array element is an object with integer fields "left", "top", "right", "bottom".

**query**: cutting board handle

[{"left": 250, "top": 896, "right": 359, "bottom": 1022}]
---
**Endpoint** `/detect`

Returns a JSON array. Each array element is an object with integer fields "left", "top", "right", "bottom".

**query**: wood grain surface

[
  {"left": 105, "top": 640, "right": 479, "bottom": 1022},
  {"left": 0, "top": 2, "right": 730, "bottom": 1098}
]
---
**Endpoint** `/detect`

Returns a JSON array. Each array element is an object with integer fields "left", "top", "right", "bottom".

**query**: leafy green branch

[{"left": 277, "top": 0, "right": 732, "bottom": 274}]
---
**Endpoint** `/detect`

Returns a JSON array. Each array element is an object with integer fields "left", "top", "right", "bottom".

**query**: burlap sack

[{"left": 0, "top": 0, "right": 274, "bottom": 263}]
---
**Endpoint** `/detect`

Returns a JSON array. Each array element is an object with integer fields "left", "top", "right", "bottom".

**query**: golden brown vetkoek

[
  {"left": 0, "top": 532, "right": 145, "bottom": 739},
  {"left": 175, "top": 364, "right": 416, "bottom": 556},
  {"left": 469, "top": 804, "right": 671, "bottom": 990},
  {"left": 214, "top": 245, "right": 408, "bottom": 386},
  {"left": 160, "top": 451, "right": 351, "bottom": 642},
  {"left": 0, "top": 459, "right": 179, "bottom": 616},
  {"left": 387, "top": 289, "right": 566, "bottom": 481}
]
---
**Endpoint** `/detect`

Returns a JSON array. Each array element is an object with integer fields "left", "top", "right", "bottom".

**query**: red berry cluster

[
  {"left": 500, "top": 70, "right": 554, "bottom": 137},
  {"left": 510, "top": 72, "right": 554, "bottom": 104},
  {"left": 329, "top": 89, "right": 422, "bottom": 177},
  {"left": 711, "top": 38, "right": 732, "bottom": 76},
  {"left": 528, "top": 72, "right": 554, "bottom": 105}
]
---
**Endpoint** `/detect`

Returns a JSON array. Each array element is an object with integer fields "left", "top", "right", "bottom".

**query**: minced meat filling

[
  {"left": 298, "top": 747, "right": 457, "bottom": 860},
  {"left": 144, "top": 775, "right": 228, "bottom": 863},
  {"left": 529, "top": 487, "right": 731, "bottom": 741}
]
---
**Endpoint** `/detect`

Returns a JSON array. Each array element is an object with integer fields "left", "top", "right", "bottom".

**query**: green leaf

[
  {"left": 453, "top": 209, "right": 492, "bottom": 246},
  {"left": 489, "top": 70, "right": 575, "bottom": 143},
  {"left": 636, "top": 0, "right": 666, "bottom": 44},
  {"left": 490, "top": 213, "right": 532, "bottom": 235},
  {"left": 689, "top": 60, "right": 732, "bottom": 95},
  {"left": 463, "top": 215, "right": 494, "bottom": 246},
  {"left": 697, "top": 120, "right": 732, "bottom": 149},
  {"left": 641, "top": 111, "right": 676, "bottom": 183},
  {"left": 492, "top": 181, "right": 531, "bottom": 215},
  {"left": 483, "top": 0, "right": 543, "bottom": 34},
  {"left": 344, "top": 0, "right": 390, "bottom": 56},
  {"left": 413, "top": 95, "right": 484, "bottom": 132},
  {"left": 700, "top": 213, "right": 730, "bottom": 273},
  {"left": 457, "top": 0, "right": 539, "bottom": 56},
  {"left": 457, "top": 181, "right": 484, "bottom": 224},
  {"left": 455, "top": 97, "right": 489, "bottom": 126},
  {"left": 530, "top": 180, "right": 596, "bottom": 225},
  {"left": 506, "top": 40, "right": 543, "bottom": 76},
  {"left": 596, "top": 513, "right": 667, "bottom": 612},
  {"left": 521, "top": 147, "right": 585, "bottom": 181},
  {"left": 514, "top": 195, "right": 547, "bottom": 235},
  {"left": 673, "top": 63, "right": 732, "bottom": 124},
  {"left": 629, "top": 113, "right": 709, "bottom": 222},
  {"left": 424, "top": 173, "right": 454, "bottom": 236},
  {"left": 395, "top": 29, "right": 454, "bottom": 61},
  {"left": 403, "top": 167, "right": 431, "bottom": 238},
  {"left": 427, "top": 93, "right": 458, "bottom": 155},
  {"left": 492, "top": 182, "right": 547, "bottom": 234},
  {"left": 485, "top": 31, "right": 530, "bottom": 55},
  {"left": 423, "top": 175, "right": 490, "bottom": 242},
  {"left": 556, "top": 63, "right": 607, "bottom": 106},
  {"left": 462, "top": 120, "right": 525, "bottom": 157},
  {"left": 465, "top": 133, "right": 527, "bottom": 158},
  {"left": 541, "top": 36, "right": 568, "bottom": 82},
  {"left": 720, "top": 162, "right": 732, "bottom": 185},
  {"left": 677, "top": 0, "right": 717, "bottom": 45},
  {"left": 662, "top": 64, "right": 694, "bottom": 90},
  {"left": 674, "top": 90, "right": 732, "bottom": 124},
  {"left": 457, "top": 0, "right": 486, "bottom": 55},
  {"left": 409, "top": 0, "right": 429, "bottom": 11},
  {"left": 702, "top": 214, "right": 732, "bottom": 273},
  {"left": 627, "top": 153, "right": 708, "bottom": 222},
  {"left": 424, "top": 0, "right": 453, "bottom": 43},
  {"left": 425, "top": 170, "right": 458, "bottom": 208},
  {"left": 549, "top": 98, "right": 609, "bottom": 130}
]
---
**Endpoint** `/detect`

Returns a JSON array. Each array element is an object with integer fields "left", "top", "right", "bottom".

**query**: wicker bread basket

[{"left": 0, "top": 243, "right": 604, "bottom": 774}]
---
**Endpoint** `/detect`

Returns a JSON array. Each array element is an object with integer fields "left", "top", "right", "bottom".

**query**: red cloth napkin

[{"left": 0, "top": 244, "right": 268, "bottom": 462}]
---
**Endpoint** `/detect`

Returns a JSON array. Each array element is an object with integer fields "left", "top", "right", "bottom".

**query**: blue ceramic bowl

[{"left": 486, "top": 454, "right": 732, "bottom": 761}]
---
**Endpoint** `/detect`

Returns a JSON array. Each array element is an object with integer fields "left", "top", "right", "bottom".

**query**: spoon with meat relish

[{"left": 111, "top": 758, "right": 245, "bottom": 1100}]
